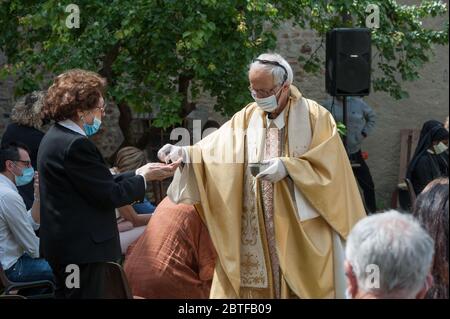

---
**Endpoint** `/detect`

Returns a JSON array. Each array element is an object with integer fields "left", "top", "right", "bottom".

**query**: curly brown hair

[{"left": 44, "top": 69, "right": 106, "bottom": 121}]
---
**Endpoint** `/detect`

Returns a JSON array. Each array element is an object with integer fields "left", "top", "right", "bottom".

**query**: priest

[{"left": 158, "top": 53, "right": 366, "bottom": 299}]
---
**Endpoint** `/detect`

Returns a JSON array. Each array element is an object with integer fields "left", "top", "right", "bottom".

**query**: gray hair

[
  {"left": 249, "top": 53, "right": 294, "bottom": 86},
  {"left": 11, "top": 91, "right": 46, "bottom": 129},
  {"left": 345, "top": 210, "right": 434, "bottom": 298}
]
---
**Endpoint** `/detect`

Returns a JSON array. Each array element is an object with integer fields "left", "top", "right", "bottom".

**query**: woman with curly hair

[
  {"left": 413, "top": 177, "right": 449, "bottom": 299},
  {"left": 37, "top": 69, "right": 180, "bottom": 298},
  {"left": 1, "top": 91, "right": 48, "bottom": 209}
]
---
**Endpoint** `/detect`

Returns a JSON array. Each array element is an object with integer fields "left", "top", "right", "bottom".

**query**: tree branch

[{"left": 98, "top": 42, "right": 121, "bottom": 83}]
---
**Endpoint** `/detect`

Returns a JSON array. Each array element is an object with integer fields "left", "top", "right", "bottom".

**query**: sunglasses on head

[{"left": 254, "top": 59, "right": 288, "bottom": 83}]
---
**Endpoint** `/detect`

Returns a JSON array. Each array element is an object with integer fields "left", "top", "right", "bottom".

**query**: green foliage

[
  {"left": 337, "top": 122, "right": 347, "bottom": 136},
  {"left": 0, "top": 0, "right": 448, "bottom": 129},
  {"left": 290, "top": 0, "right": 448, "bottom": 100}
]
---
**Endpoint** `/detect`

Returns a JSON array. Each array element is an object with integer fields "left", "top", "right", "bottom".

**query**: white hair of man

[
  {"left": 345, "top": 210, "right": 434, "bottom": 298},
  {"left": 249, "top": 53, "right": 294, "bottom": 86}
]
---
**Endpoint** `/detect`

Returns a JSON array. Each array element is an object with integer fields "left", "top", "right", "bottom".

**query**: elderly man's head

[
  {"left": 345, "top": 210, "right": 434, "bottom": 299},
  {"left": 248, "top": 53, "right": 293, "bottom": 117}
]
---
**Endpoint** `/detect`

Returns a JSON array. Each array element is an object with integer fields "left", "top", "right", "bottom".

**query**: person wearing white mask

[
  {"left": 158, "top": 53, "right": 366, "bottom": 298},
  {"left": 406, "top": 120, "right": 449, "bottom": 195}
]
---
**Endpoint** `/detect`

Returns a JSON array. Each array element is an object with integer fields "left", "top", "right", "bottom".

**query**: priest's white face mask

[
  {"left": 249, "top": 58, "right": 289, "bottom": 113},
  {"left": 251, "top": 86, "right": 283, "bottom": 113}
]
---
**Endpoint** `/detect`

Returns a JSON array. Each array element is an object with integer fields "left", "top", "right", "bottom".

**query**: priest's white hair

[
  {"left": 249, "top": 53, "right": 294, "bottom": 86},
  {"left": 345, "top": 210, "right": 434, "bottom": 298}
]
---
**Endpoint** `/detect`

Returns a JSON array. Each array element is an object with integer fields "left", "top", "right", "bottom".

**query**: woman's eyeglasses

[{"left": 97, "top": 99, "right": 107, "bottom": 115}]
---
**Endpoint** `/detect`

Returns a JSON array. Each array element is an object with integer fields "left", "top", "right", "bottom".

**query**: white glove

[
  {"left": 256, "top": 158, "right": 288, "bottom": 183},
  {"left": 157, "top": 144, "right": 187, "bottom": 164}
]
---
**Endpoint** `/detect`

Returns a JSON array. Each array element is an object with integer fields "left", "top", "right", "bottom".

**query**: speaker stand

[
  {"left": 342, "top": 96, "right": 360, "bottom": 167},
  {"left": 343, "top": 96, "right": 348, "bottom": 153}
]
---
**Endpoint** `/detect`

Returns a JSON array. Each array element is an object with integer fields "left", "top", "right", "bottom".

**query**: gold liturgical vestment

[{"left": 167, "top": 85, "right": 366, "bottom": 298}]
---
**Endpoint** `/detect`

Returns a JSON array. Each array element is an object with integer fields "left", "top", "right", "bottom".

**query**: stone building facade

[{"left": 1, "top": 5, "right": 448, "bottom": 208}]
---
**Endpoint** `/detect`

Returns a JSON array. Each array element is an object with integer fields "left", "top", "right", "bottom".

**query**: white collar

[
  {"left": 266, "top": 107, "right": 287, "bottom": 129},
  {"left": 58, "top": 119, "right": 86, "bottom": 136},
  {"left": 0, "top": 173, "right": 17, "bottom": 192}
]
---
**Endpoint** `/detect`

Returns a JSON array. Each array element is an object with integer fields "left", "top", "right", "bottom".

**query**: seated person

[
  {"left": 124, "top": 197, "right": 217, "bottom": 299},
  {"left": 111, "top": 146, "right": 155, "bottom": 214},
  {"left": 345, "top": 210, "right": 434, "bottom": 299},
  {"left": 1, "top": 91, "right": 48, "bottom": 209},
  {"left": 406, "top": 120, "right": 448, "bottom": 195},
  {"left": 111, "top": 146, "right": 155, "bottom": 254},
  {"left": 413, "top": 178, "right": 449, "bottom": 299},
  {"left": 0, "top": 143, "right": 54, "bottom": 284}
]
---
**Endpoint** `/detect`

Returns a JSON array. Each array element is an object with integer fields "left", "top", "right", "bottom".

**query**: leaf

[{"left": 0, "top": 0, "right": 447, "bottom": 128}]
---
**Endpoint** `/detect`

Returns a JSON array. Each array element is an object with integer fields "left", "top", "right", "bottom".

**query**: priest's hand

[
  {"left": 256, "top": 158, "right": 288, "bottom": 183},
  {"left": 157, "top": 144, "right": 187, "bottom": 164}
]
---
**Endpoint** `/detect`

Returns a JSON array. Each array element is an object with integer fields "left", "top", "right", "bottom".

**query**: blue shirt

[
  {"left": 321, "top": 97, "right": 376, "bottom": 154},
  {"left": 132, "top": 198, "right": 155, "bottom": 215}
]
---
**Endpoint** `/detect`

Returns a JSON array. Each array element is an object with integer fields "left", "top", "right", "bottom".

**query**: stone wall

[
  {"left": 1, "top": 4, "right": 448, "bottom": 208},
  {"left": 269, "top": 16, "right": 449, "bottom": 208},
  {"left": 192, "top": 11, "right": 449, "bottom": 208},
  {"left": 0, "top": 52, "right": 14, "bottom": 136}
]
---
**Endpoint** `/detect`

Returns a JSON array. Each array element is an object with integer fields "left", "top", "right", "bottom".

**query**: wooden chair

[
  {"left": 0, "top": 264, "right": 55, "bottom": 299},
  {"left": 151, "top": 180, "right": 172, "bottom": 205},
  {"left": 96, "top": 262, "right": 134, "bottom": 299},
  {"left": 404, "top": 177, "right": 417, "bottom": 207},
  {"left": 391, "top": 129, "right": 421, "bottom": 209},
  {"left": 151, "top": 181, "right": 164, "bottom": 205}
]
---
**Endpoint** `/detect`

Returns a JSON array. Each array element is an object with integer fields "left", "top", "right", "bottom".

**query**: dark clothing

[
  {"left": 407, "top": 120, "right": 449, "bottom": 195},
  {"left": 50, "top": 262, "right": 123, "bottom": 299},
  {"left": 38, "top": 123, "right": 145, "bottom": 298},
  {"left": 1, "top": 123, "right": 45, "bottom": 209},
  {"left": 410, "top": 152, "right": 448, "bottom": 195},
  {"left": 349, "top": 150, "right": 377, "bottom": 214}
]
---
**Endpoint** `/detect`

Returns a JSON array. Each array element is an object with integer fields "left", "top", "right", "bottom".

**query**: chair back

[
  {"left": 97, "top": 262, "right": 133, "bottom": 299},
  {"left": 404, "top": 177, "right": 417, "bottom": 208}
]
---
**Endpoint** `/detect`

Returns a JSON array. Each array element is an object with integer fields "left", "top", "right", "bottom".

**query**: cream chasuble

[{"left": 167, "top": 85, "right": 366, "bottom": 298}]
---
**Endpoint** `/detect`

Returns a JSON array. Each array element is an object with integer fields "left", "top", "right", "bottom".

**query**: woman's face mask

[
  {"left": 83, "top": 116, "right": 102, "bottom": 136},
  {"left": 80, "top": 99, "right": 105, "bottom": 136},
  {"left": 433, "top": 141, "right": 448, "bottom": 154},
  {"left": 81, "top": 110, "right": 102, "bottom": 136}
]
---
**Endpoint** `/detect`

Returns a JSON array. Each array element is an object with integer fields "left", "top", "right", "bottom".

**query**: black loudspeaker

[{"left": 326, "top": 28, "right": 371, "bottom": 96}]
